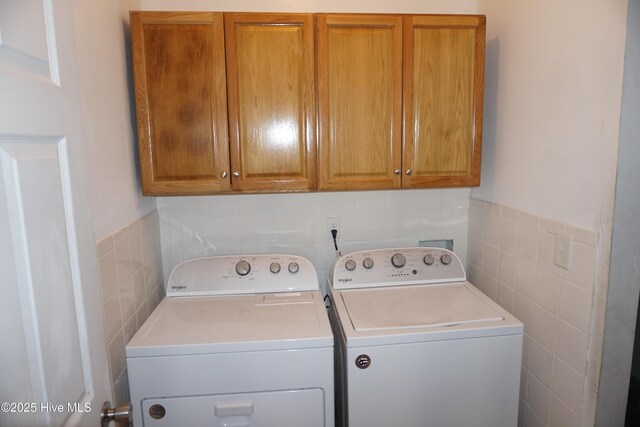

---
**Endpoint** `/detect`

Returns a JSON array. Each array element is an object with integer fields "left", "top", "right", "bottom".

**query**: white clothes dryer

[
  {"left": 328, "top": 247, "right": 522, "bottom": 427},
  {"left": 126, "top": 254, "right": 334, "bottom": 427}
]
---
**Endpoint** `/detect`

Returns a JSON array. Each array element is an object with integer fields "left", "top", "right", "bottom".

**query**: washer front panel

[{"left": 331, "top": 248, "right": 465, "bottom": 290}]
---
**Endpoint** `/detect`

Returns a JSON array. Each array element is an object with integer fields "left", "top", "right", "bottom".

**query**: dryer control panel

[
  {"left": 330, "top": 248, "right": 466, "bottom": 290},
  {"left": 167, "top": 254, "right": 319, "bottom": 297}
]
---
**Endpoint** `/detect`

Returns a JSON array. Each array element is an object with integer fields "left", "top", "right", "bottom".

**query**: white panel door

[{"left": 0, "top": 1, "right": 111, "bottom": 426}]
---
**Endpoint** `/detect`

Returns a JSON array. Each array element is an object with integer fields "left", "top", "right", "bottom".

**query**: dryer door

[{"left": 140, "top": 389, "right": 325, "bottom": 427}]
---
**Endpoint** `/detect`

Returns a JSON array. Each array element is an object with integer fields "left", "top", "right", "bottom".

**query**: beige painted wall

[
  {"left": 72, "top": 0, "right": 156, "bottom": 240},
  {"left": 475, "top": 1, "right": 629, "bottom": 425}
]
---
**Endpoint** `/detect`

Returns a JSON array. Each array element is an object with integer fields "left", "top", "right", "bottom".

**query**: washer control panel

[
  {"left": 330, "top": 247, "right": 465, "bottom": 290},
  {"left": 167, "top": 254, "right": 318, "bottom": 296}
]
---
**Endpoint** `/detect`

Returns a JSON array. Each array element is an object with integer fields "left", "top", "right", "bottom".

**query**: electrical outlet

[
  {"left": 554, "top": 232, "right": 573, "bottom": 270},
  {"left": 328, "top": 217, "right": 341, "bottom": 240}
]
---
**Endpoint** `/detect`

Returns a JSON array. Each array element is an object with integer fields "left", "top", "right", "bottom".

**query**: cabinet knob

[
  {"left": 405, "top": 169, "right": 413, "bottom": 176},
  {"left": 232, "top": 171, "right": 240, "bottom": 177},
  {"left": 394, "top": 169, "right": 401, "bottom": 175},
  {"left": 220, "top": 171, "right": 228, "bottom": 179}
]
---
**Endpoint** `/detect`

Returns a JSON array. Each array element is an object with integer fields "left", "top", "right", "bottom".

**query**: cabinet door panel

[
  {"left": 131, "top": 12, "right": 230, "bottom": 195},
  {"left": 225, "top": 13, "right": 316, "bottom": 192},
  {"left": 403, "top": 15, "right": 485, "bottom": 187},
  {"left": 317, "top": 15, "right": 402, "bottom": 190}
]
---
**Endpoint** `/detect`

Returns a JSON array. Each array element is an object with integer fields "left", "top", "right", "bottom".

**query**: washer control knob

[
  {"left": 269, "top": 262, "right": 281, "bottom": 274},
  {"left": 288, "top": 262, "right": 299, "bottom": 274},
  {"left": 345, "top": 259, "right": 357, "bottom": 271},
  {"left": 363, "top": 257, "right": 374, "bottom": 269},
  {"left": 423, "top": 254, "right": 435, "bottom": 265},
  {"left": 440, "top": 253, "right": 452, "bottom": 265},
  {"left": 391, "top": 253, "right": 406, "bottom": 268},
  {"left": 235, "top": 260, "right": 251, "bottom": 276}
]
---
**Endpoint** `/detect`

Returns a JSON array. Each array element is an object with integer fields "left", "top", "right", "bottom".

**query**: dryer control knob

[
  {"left": 345, "top": 259, "right": 357, "bottom": 271},
  {"left": 440, "top": 253, "right": 452, "bottom": 265},
  {"left": 235, "top": 260, "right": 251, "bottom": 276},
  {"left": 423, "top": 254, "right": 435, "bottom": 265},
  {"left": 288, "top": 262, "right": 299, "bottom": 274},
  {"left": 269, "top": 262, "right": 281, "bottom": 274},
  {"left": 363, "top": 258, "right": 374, "bottom": 269},
  {"left": 391, "top": 253, "right": 406, "bottom": 268}
]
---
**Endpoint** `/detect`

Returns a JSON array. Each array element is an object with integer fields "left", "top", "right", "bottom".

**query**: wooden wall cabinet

[
  {"left": 225, "top": 13, "right": 316, "bottom": 192},
  {"left": 131, "top": 11, "right": 485, "bottom": 195},
  {"left": 403, "top": 15, "right": 485, "bottom": 187},
  {"left": 316, "top": 14, "right": 403, "bottom": 190},
  {"left": 317, "top": 14, "right": 485, "bottom": 190},
  {"left": 130, "top": 12, "right": 316, "bottom": 195},
  {"left": 131, "top": 12, "right": 230, "bottom": 195}
]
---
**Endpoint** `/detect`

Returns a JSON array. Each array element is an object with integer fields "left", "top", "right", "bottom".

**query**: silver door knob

[
  {"left": 100, "top": 401, "right": 131, "bottom": 427},
  {"left": 394, "top": 169, "right": 401, "bottom": 175},
  {"left": 232, "top": 171, "right": 240, "bottom": 177},
  {"left": 220, "top": 171, "right": 228, "bottom": 179},
  {"left": 405, "top": 169, "right": 413, "bottom": 176}
]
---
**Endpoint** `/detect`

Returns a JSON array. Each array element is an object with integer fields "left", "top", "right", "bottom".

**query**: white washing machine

[
  {"left": 126, "top": 254, "right": 334, "bottom": 427},
  {"left": 328, "top": 247, "right": 523, "bottom": 427}
]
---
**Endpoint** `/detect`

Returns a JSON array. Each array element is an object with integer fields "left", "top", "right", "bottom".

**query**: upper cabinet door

[
  {"left": 317, "top": 14, "right": 403, "bottom": 190},
  {"left": 130, "top": 12, "right": 231, "bottom": 195},
  {"left": 403, "top": 15, "right": 485, "bottom": 187},
  {"left": 225, "top": 13, "right": 316, "bottom": 192}
]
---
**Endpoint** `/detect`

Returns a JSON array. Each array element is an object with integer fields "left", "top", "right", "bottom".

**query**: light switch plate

[{"left": 554, "top": 232, "right": 573, "bottom": 270}]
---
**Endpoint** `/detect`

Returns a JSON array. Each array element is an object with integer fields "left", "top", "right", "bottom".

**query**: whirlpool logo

[
  {"left": 338, "top": 278, "right": 352, "bottom": 283},
  {"left": 170, "top": 284, "right": 186, "bottom": 290}
]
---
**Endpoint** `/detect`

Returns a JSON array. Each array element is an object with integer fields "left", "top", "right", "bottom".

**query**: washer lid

[
  {"left": 126, "top": 291, "right": 333, "bottom": 358},
  {"left": 335, "top": 283, "right": 523, "bottom": 347},
  {"left": 342, "top": 284, "right": 504, "bottom": 331}
]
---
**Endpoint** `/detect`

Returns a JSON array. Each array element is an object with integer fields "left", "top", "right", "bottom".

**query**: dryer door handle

[{"left": 215, "top": 401, "right": 255, "bottom": 417}]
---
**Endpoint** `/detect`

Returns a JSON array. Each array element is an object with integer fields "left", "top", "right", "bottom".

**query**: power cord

[{"left": 331, "top": 229, "right": 339, "bottom": 251}]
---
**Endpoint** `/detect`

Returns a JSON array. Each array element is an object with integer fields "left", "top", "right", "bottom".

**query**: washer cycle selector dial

[
  {"left": 391, "top": 253, "right": 406, "bottom": 268},
  {"left": 288, "top": 262, "right": 299, "bottom": 274},
  {"left": 269, "top": 262, "right": 281, "bottom": 274},
  {"left": 363, "top": 258, "right": 374, "bottom": 269},
  {"left": 235, "top": 260, "right": 251, "bottom": 276},
  {"left": 423, "top": 254, "right": 435, "bottom": 265},
  {"left": 345, "top": 259, "right": 357, "bottom": 271},
  {"left": 440, "top": 253, "right": 452, "bottom": 265}
]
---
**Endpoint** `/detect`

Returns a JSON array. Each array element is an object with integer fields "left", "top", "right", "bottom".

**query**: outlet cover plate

[{"left": 554, "top": 232, "right": 573, "bottom": 270}]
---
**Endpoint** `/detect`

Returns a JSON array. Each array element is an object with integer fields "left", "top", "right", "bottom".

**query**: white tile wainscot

[
  {"left": 157, "top": 189, "right": 471, "bottom": 292},
  {"left": 467, "top": 198, "right": 597, "bottom": 427},
  {"left": 96, "top": 211, "right": 164, "bottom": 405}
]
